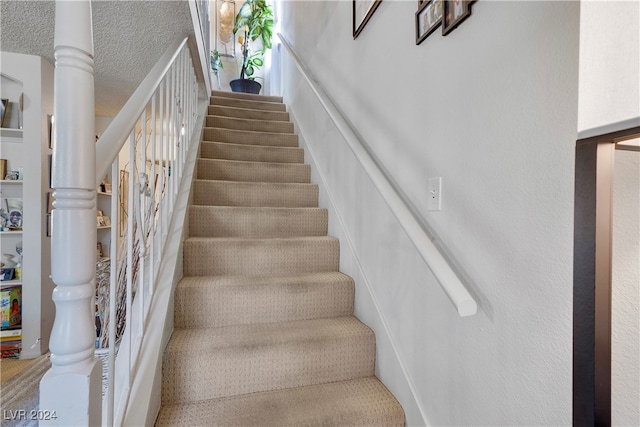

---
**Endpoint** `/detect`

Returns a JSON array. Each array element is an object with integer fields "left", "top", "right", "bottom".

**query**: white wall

[
  {"left": 277, "top": 1, "right": 579, "bottom": 425},
  {"left": 612, "top": 149, "right": 640, "bottom": 426},
  {"left": 578, "top": 1, "right": 640, "bottom": 132}
]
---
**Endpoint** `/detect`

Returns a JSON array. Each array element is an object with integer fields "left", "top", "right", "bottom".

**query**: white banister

[
  {"left": 42, "top": 5, "right": 203, "bottom": 420},
  {"left": 95, "top": 36, "right": 188, "bottom": 187},
  {"left": 40, "top": 1, "right": 103, "bottom": 426},
  {"left": 277, "top": 33, "right": 477, "bottom": 317}
]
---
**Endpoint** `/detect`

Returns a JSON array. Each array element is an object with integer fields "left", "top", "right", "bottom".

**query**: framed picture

[
  {"left": 46, "top": 192, "right": 55, "bottom": 213},
  {"left": 216, "top": 0, "right": 236, "bottom": 57},
  {"left": 48, "top": 154, "right": 52, "bottom": 188},
  {"left": 102, "top": 216, "right": 111, "bottom": 227},
  {"left": 416, "top": 0, "right": 443, "bottom": 45},
  {"left": 5, "top": 198, "right": 23, "bottom": 229},
  {"left": 47, "top": 114, "right": 54, "bottom": 149},
  {"left": 0, "top": 99, "right": 8, "bottom": 127},
  {"left": 442, "top": 0, "right": 473, "bottom": 36},
  {"left": 353, "top": 0, "right": 382, "bottom": 39}
]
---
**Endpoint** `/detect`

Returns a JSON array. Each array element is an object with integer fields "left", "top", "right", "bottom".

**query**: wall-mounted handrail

[{"left": 277, "top": 33, "right": 477, "bottom": 317}]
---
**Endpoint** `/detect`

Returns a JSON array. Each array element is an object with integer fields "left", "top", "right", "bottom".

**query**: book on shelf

[
  {"left": 1, "top": 285, "right": 21, "bottom": 329},
  {"left": 0, "top": 343, "right": 20, "bottom": 359},
  {"left": 0, "top": 328, "right": 21, "bottom": 340},
  {"left": 0, "top": 340, "right": 20, "bottom": 350}
]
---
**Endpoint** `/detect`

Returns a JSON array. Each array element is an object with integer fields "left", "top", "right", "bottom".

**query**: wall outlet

[{"left": 428, "top": 177, "right": 442, "bottom": 211}]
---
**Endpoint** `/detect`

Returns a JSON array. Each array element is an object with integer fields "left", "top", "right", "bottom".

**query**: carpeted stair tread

[
  {"left": 183, "top": 236, "right": 339, "bottom": 276},
  {"left": 188, "top": 206, "right": 327, "bottom": 238},
  {"left": 206, "top": 115, "right": 294, "bottom": 134},
  {"left": 159, "top": 90, "right": 405, "bottom": 425},
  {"left": 208, "top": 105, "right": 290, "bottom": 122},
  {"left": 211, "top": 90, "right": 283, "bottom": 104},
  {"left": 210, "top": 96, "right": 287, "bottom": 112},
  {"left": 193, "top": 180, "right": 319, "bottom": 208},
  {"left": 161, "top": 316, "right": 375, "bottom": 404},
  {"left": 204, "top": 127, "right": 298, "bottom": 147},
  {"left": 155, "top": 377, "right": 405, "bottom": 427},
  {"left": 197, "top": 158, "right": 311, "bottom": 183},
  {"left": 200, "top": 141, "right": 304, "bottom": 164},
  {"left": 174, "top": 272, "right": 354, "bottom": 328}
]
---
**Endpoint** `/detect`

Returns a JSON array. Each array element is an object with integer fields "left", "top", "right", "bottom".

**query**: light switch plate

[{"left": 428, "top": 177, "right": 442, "bottom": 211}]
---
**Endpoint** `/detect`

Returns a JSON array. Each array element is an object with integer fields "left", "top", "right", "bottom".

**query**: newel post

[{"left": 40, "top": 1, "right": 102, "bottom": 425}]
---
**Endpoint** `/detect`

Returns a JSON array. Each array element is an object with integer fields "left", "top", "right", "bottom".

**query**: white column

[{"left": 40, "top": 1, "right": 102, "bottom": 426}]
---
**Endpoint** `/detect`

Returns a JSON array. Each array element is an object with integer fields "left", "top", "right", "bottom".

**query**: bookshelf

[{"left": 1, "top": 51, "right": 55, "bottom": 359}]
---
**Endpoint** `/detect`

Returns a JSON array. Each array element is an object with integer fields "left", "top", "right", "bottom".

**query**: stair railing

[
  {"left": 277, "top": 33, "right": 477, "bottom": 317},
  {"left": 40, "top": 1, "right": 205, "bottom": 424},
  {"left": 96, "top": 37, "right": 201, "bottom": 426}
]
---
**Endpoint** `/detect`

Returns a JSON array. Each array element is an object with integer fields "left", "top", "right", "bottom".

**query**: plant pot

[{"left": 230, "top": 79, "right": 262, "bottom": 94}]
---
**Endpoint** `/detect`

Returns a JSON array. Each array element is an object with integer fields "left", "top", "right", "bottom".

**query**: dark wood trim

[
  {"left": 593, "top": 142, "right": 613, "bottom": 426},
  {"left": 573, "top": 140, "right": 615, "bottom": 426},
  {"left": 577, "top": 126, "right": 640, "bottom": 147},
  {"left": 573, "top": 140, "right": 598, "bottom": 426}
]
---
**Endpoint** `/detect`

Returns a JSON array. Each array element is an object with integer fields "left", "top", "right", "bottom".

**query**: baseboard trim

[{"left": 287, "top": 109, "right": 430, "bottom": 426}]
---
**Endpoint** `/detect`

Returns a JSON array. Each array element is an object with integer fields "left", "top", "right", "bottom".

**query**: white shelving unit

[
  {"left": 96, "top": 190, "right": 112, "bottom": 257},
  {"left": 1, "top": 51, "right": 55, "bottom": 359}
]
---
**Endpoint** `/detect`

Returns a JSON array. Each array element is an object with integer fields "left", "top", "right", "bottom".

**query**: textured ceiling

[{"left": 1, "top": 0, "right": 194, "bottom": 116}]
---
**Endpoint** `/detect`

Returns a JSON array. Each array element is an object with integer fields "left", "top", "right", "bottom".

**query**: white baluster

[
  {"left": 150, "top": 94, "right": 157, "bottom": 299},
  {"left": 107, "top": 157, "right": 118, "bottom": 426},
  {"left": 40, "top": 1, "right": 102, "bottom": 425}
]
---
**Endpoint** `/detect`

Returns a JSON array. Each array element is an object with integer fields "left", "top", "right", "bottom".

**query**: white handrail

[
  {"left": 95, "top": 36, "right": 188, "bottom": 187},
  {"left": 277, "top": 33, "right": 477, "bottom": 317}
]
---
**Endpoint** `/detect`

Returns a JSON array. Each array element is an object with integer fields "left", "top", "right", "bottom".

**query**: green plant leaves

[{"left": 233, "top": 0, "right": 274, "bottom": 79}]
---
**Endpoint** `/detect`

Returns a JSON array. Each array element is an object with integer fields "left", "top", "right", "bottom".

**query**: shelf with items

[
  {"left": 0, "top": 230, "right": 22, "bottom": 235},
  {"left": 1, "top": 283, "right": 22, "bottom": 359},
  {"left": 0, "top": 280, "right": 22, "bottom": 289},
  {"left": 0, "top": 128, "right": 23, "bottom": 144},
  {"left": 1, "top": 52, "right": 55, "bottom": 358}
]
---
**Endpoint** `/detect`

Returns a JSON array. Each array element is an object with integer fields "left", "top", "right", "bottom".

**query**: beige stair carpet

[{"left": 156, "top": 90, "right": 404, "bottom": 426}]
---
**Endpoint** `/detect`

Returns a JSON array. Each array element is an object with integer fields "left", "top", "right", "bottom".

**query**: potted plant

[
  {"left": 211, "top": 49, "right": 223, "bottom": 90},
  {"left": 230, "top": 0, "right": 274, "bottom": 94}
]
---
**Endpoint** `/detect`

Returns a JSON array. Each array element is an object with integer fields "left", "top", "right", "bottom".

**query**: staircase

[{"left": 155, "top": 91, "right": 405, "bottom": 426}]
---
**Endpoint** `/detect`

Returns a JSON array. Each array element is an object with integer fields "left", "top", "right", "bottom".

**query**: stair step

[
  {"left": 183, "top": 236, "right": 339, "bottom": 276},
  {"left": 188, "top": 206, "right": 328, "bottom": 238},
  {"left": 211, "top": 90, "right": 283, "bottom": 104},
  {"left": 200, "top": 141, "right": 304, "bottom": 164},
  {"left": 156, "top": 376, "right": 405, "bottom": 427},
  {"left": 208, "top": 105, "right": 290, "bottom": 122},
  {"left": 210, "top": 96, "right": 286, "bottom": 112},
  {"left": 197, "top": 159, "right": 310, "bottom": 183},
  {"left": 206, "top": 115, "right": 294, "bottom": 134},
  {"left": 203, "top": 127, "right": 298, "bottom": 147},
  {"left": 161, "top": 316, "right": 375, "bottom": 404},
  {"left": 193, "top": 180, "right": 318, "bottom": 208},
  {"left": 174, "top": 272, "right": 354, "bottom": 328}
]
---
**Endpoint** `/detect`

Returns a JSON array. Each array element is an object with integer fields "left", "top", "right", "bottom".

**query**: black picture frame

[
  {"left": 416, "top": 0, "right": 443, "bottom": 45},
  {"left": 353, "top": 0, "right": 382, "bottom": 39},
  {"left": 442, "top": 0, "right": 474, "bottom": 36}
]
